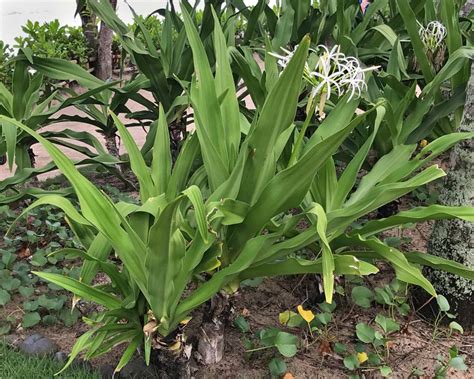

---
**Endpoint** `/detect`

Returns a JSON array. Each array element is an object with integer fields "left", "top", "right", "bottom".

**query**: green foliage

[
  {"left": 0, "top": 1, "right": 473, "bottom": 375},
  {"left": 3, "top": 4, "right": 473, "bottom": 370},
  {"left": 434, "top": 345, "right": 468, "bottom": 378},
  {"left": 0, "top": 41, "right": 13, "bottom": 90},
  {"left": 15, "top": 20, "right": 91, "bottom": 67},
  {"left": 0, "top": 204, "right": 82, "bottom": 331}
]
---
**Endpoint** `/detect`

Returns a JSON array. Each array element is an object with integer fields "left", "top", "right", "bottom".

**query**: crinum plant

[
  {"left": 4, "top": 8, "right": 474, "bottom": 375},
  {"left": 4, "top": 13, "right": 375, "bottom": 372}
]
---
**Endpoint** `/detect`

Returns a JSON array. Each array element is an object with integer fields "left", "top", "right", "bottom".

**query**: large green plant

[{"left": 3, "top": 8, "right": 473, "bottom": 374}]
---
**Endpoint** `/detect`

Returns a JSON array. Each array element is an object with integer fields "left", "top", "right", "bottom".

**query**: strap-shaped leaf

[
  {"left": 55, "top": 329, "right": 95, "bottom": 375},
  {"left": 240, "top": 256, "right": 379, "bottom": 280},
  {"left": 115, "top": 334, "right": 143, "bottom": 373},
  {"left": 176, "top": 234, "right": 279, "bottom": 320},
  {"left": 7, "top": 195, "right": 92, "bottom": 235},
  {"left": 395, "top": 0, "right": 434, "bottom": 81},
  {"left": 110, "top": 111, "right": 155, "bottom": 202},
  {"left": 33, "top": 271, "right": 123, "bottom": 309},
  {"left": 146, "top": 197, "right": 185, "bottom": 322},
  {"left": 238, "top": 37, "right": 310, "bottom": 205},
  {"left": 329, "top": 165, "right": 446, "bottom": 234},
  {"left": 308, "top": 203, "right": 335, "bottom": 304},
  {"left": 182, "top": 6, "right": 229, "bottom": 190},
  {"left": 333, "top": 106, "right": 385, "bottom": 209},
  {"left": 352, "top": 205, "right": 474, "bottom": 237},
  {"left": 342, "top": 251, "right": 474, "bottom": 281},
  {"left": 183, "top": 186, "right": 209, "bottom": 243},
  {"left": 1, "top": 119, "right": 17, "bottom": 171},
  {"left": 151, "top": 105, "right": 172, "bottom": 195},
  {"left": 230, "top": 108, "right": 364, "bottom": 251},
  {"left": 336, "top": 234, "right": 436, "bottom": 296},
  {"left": 212, "top": 8, "right": 241, "bottom": 166}
]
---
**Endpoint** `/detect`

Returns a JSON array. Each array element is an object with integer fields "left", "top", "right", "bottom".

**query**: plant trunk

[
  {"left": 79, "top": 8, "right": 98, "bottom": 57},
  {"left": 95, "top": 0, "right": 117, "bottom": 81},
  {"left": 419, "top": 62, "right": 474, "bottom": 329},
  {"left": 104, "top": 133, "right": 120, "bottom": 160}
]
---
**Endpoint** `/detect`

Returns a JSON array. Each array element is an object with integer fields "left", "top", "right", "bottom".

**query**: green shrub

[
  {"left": 14, "top": 20, "right": 91, "bottom": 68},
  {"left": 0, "top": 41, "right": 13, "bottom": 89}
]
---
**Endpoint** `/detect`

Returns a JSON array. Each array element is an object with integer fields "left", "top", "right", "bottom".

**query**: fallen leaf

[
  {"left": 241, "top": 308, "right": 250, "bottom": 316},
  {"left": 283, "top": 373, "right": 295, "bottom": 379},
  {"left": 319, "top": 340, "right": 332, "bottom": 355},
  {"left": 17, "top": 247, "right": 31, "bottom": 259},
  {"left": 297, "top": 305, "right": 315, "bottom": 323},
  {"left": 143, "top": 321, "right": 157, "bottom": 336}
]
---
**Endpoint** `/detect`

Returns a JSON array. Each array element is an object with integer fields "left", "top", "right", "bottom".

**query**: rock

[
  {"left": 196, "top": 321, "right": 224, "bottom": 365},
  {"left": 119, "top": 356, "right": 160, "bottom": 378},
  {"left": 19, "top": 334, "right": 59, "bottom": 356}
]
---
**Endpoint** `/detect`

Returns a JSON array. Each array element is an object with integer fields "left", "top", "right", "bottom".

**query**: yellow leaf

[
  {"left": 357, "top": 352, "right": 368, "bottom": 364},
  {"left": 297, "top": 305, "right": 315, "bottom": 323},
  {"left": 180, "top": 317, "right": 192, "bottom": 326}
]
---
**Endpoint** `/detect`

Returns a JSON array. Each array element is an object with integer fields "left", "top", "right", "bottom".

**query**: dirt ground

[{"left": 3, "top": 274, "right": 473, "bottom": 378}]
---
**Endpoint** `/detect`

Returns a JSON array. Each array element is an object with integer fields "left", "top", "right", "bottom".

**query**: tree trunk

[
  {"left": 104, "top": 134, "right": 120, "bottom": 160},
  {"left": 95, "top": 0, "right": 117, "bottom": 81},
  {"left": 79, "top": 8, "right": 98, "bottom": 56},
  {"left": 422, "top": 62, "right": 474, "bottom": 329}
]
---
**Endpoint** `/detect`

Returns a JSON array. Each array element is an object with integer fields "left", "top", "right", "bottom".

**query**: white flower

[
  {"left": 272, "top": 45, "right": 377, "bottom": 108},
  {"left": 419, "top": 21, "right": 447, "bottom": 51}
]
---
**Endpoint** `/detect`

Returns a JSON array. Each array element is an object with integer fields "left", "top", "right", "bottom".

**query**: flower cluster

[
  {"left": 419, "top": 21, "right": 447, "bottom": 51},
  {"left": 271, "top": 45, "right": 377, "bottom": 118}
]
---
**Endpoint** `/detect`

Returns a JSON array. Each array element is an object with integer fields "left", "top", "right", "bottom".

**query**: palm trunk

[
  {"left": 79, "top": 8, "right": 98, "bottom": 55},
  {"left": 421, "top": 62, "right": 474, "bottom": 328},
  {"left": 95, "top": 0, "right": 117, "bottom": 80}
]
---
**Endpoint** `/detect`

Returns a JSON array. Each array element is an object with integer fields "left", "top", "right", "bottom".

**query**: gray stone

[
  {"left": 119, "top": 357, "right": 160, "bottom": 378},
  {"left": 19, "top": 334, "right": 59, "bottom": 356}
]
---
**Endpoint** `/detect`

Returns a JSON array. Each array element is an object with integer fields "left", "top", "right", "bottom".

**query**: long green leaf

[
  {"left": 33, "top": 272, "right": 122, "bottom": 309},
  {"left": 308, "top": 203, "right": 335, "bottom": 303},
  {"left": 353, "top": 205, "right": 474, "bottom": 236}
]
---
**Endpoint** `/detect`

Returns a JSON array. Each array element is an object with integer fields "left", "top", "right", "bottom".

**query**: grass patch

[{"left": 0, "top": 342, "right": 101, "bottom": 379}]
